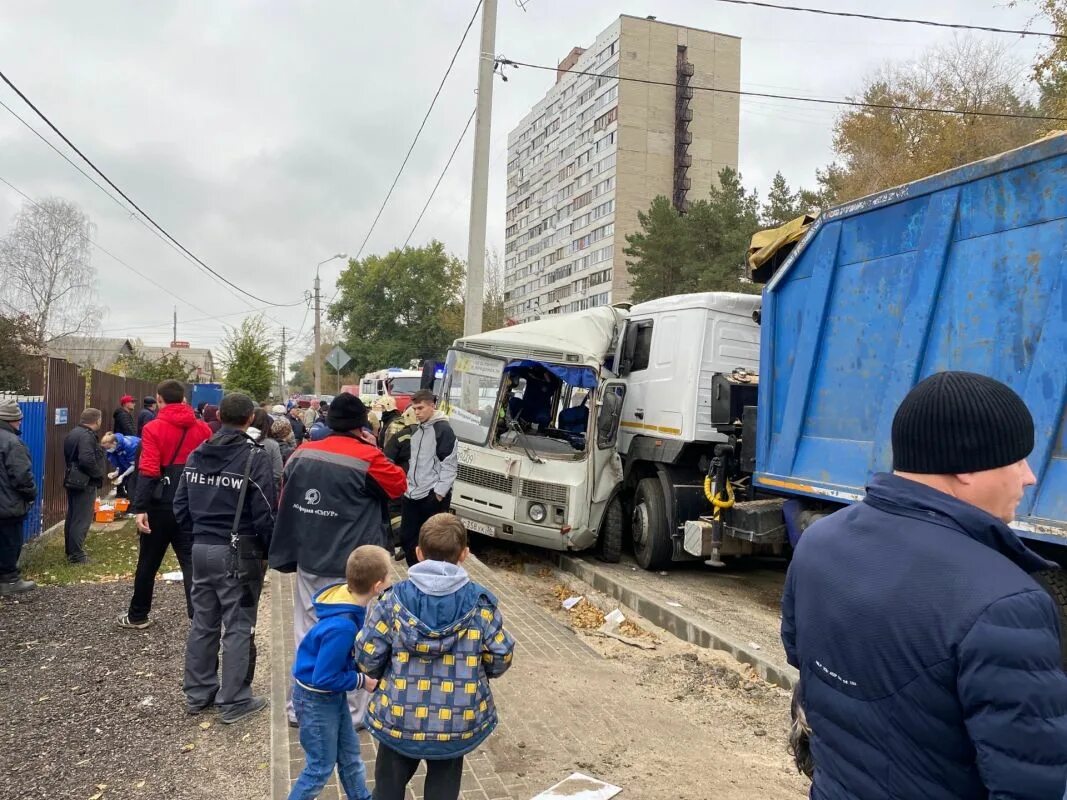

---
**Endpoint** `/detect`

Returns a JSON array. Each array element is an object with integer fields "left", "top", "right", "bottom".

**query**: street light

[{"left": 314, "top": 253, "right": 348, "bottom": 397}]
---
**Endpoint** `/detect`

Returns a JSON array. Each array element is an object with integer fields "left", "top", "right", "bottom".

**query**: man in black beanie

[
  {"left": 269, "top": 392, "right": 407, "bottom": 729},
  {"left": 781, "top": 371, "right": 1067, "bottom": 799}
]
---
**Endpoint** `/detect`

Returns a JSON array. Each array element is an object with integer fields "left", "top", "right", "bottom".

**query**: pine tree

[{"left": 623, "top": 196, "right": 693, "bottom": 303}]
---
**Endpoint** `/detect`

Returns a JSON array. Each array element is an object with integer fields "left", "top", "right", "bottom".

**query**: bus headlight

[{"left": 528, "top": 503, "right": 547, "bottom": 523}]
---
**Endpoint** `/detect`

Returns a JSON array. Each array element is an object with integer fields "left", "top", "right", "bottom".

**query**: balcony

[
  {"left": 679, "top": 85, "right": 694, "bottom": 101},
  {"left": 676, "top": 130, "right": 693, "bottom": 145},
  {"left": 679, "top": 62, "right": 695, "bottom": 78},
  {"left": 679, "top": 107, "right": 693, "bottom": 122},
  {"left": 675, "top": 176, "right": 692, "bottom": 191}
]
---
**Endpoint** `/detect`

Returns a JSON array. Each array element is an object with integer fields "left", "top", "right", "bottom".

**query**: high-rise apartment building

[{"left": 503, "top": 15, "right": 740, "bottom": 323}]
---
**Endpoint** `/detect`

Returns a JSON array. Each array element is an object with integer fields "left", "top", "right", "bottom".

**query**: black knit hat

[
  {"left": 327, "top": 393, "right": 369, "bottom": 432},
  {"left": 891, "top": 371, "right": 1034, "bottom": 474}
]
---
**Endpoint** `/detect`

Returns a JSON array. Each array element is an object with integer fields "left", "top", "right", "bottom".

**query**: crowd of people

[{"left": 0, "top": 377, "right": 506, "bottom": 799}]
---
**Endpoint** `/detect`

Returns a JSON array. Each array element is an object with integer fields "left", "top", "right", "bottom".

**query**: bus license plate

[{"left": 461, "top": 518, "right": 495, "bottom": 537}]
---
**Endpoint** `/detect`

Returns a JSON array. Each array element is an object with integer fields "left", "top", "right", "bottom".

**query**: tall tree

[
  {"left": 823, "top": 38, "right": 1041, "bottom": 203},
  {"left": 761, "top": 172, "right": 800, "bottom": 227},
  {"left": 626, "top": 169, "right": 762, "bottom": 303},
  {"left": 0, "top": 198, "right": 100, "bottom": 345},
  {"left": 624, "top": 196, "right": 693, "bottom": 303},
  {"left": 220, "top": 316, "right": 276, "bottom": 401},
  {"left": 1019, "top": 0, "right": 1067, "bottom": 124},
  {"left": 686, "top": 167, "right": 762, "bottom": 295},
  {"left": 329, "top": 241, "right": 464, "bottom": 371},
  {"left": 0, "top": 313, "right": 38, "bottom": 392}
]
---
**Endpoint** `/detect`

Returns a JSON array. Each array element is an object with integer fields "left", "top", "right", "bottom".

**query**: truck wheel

[
  {"left": 632, "top": 478, "right": 671, "bottom": 570},
  {"left": 1034, "top": 569, "right": 1067, "bottom": 670},
  {"left": 597, "top": 496, "right": 623, "bottom": 563}
]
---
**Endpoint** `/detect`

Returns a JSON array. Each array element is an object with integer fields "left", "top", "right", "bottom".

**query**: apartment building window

[
  {"left": 572, "top": 191, "right": 593, "bottom": 212},
  {"left": 593, "top": 107, "right": 618, "bottom": 133},
  {"left": 595, "top": 152, "right": 617, "bottom": 174},
  {"left": 588, "top": 292, "right": 611, "bottom": 309},
  {"left": 589, "top": 268, "right": 612, "bottom": 287}
]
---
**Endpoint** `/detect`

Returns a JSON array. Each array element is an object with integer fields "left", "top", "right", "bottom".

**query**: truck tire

[
  {"left": 597, "top": 496, "right": 623, "bottom": 563},
  {"left": 1034, "top": 568, "right": 1067, "bottom": 670},
  {"left": 632, "top": 478, "right": 671, "bottom": 570}
]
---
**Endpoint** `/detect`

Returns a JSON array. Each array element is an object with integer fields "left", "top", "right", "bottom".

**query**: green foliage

[
  {"left": 625, "top": 168, "right": 764, "bottom": 303},
  {"left": 329, "top": 241, "right": 464, "bottom": 371},
  {"left": 220, "top": 316, "right": 276, "bottom": 401},
  {"left": 0, "top": 313, "right": 38, "bottom": 392},
  {"left": 111, "top": 351, "right": 194, "bottom": 383}
]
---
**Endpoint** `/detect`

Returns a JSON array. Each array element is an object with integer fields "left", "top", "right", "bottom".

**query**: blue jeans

[{"left": 289, "top": 684, "right": 371, "bottom": 800}]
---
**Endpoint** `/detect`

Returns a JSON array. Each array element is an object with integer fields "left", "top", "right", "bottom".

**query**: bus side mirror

[{"left": 618, "top": 323, "right": 637, "bottom": 376}]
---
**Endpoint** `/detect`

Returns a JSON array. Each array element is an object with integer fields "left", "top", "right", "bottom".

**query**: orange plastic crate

[
  {"left": 94, "top": 509, "right": 116, "bottom": 524},
  {"left": 114, "top": 498, "right": 130, "bottom": 513}
]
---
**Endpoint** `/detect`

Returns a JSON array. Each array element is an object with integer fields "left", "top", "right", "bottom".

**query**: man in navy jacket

[
  {"left": 175, "top": 392, "right": 276, "bottom": 725},
  {"left": 783, "top": 371, "right": 1067, "bottom": 799}
]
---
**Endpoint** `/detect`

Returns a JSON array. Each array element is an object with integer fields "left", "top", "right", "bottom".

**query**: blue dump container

[{"left": 756, "top": 135, "right": 1067, "bottom": 545}]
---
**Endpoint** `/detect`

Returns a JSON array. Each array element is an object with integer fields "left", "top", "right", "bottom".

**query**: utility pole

[
  {"left": 279, "top": 326, "right": 287, "bottom": 400},
  {"left": 313, "top": 273, "right": 322, "bottom": 396},
  {"left": 463, "top": 0, "right": 497, "bottom": 337},
  {"left": 172, "top": 306, "right": 177, "bottom": 344}
]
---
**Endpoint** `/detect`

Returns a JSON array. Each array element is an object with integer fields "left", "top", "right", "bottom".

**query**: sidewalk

[
  {"left": 270, "top": 554, "right": 807, "bottom": 800},
  {"left": 270, "top": 555, "right": 599, "bottom": 800}
]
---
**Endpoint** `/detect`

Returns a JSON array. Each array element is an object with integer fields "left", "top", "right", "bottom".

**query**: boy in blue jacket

[
  {"left": 357, "top": 514, "right": 515, "bottom": 800},
  {"left": 290, "top": 545, "right": 392, "bottom": 800}
]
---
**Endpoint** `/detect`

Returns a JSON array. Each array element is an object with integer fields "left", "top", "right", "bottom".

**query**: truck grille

[
  {"left": 457, "top": 464, "right": 514, "bottom": 494},
  {"left": 520, "top": 479, "right": 568, "bottom": 505}
]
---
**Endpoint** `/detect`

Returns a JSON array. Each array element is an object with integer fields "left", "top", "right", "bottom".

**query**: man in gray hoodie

[{"left": 398, "top": 390, "right": 458, "bottom": 567}]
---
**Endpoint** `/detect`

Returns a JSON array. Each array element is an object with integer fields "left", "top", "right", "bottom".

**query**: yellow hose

[{"left": 704, "top": 474, "right": 735, "bottom": 518}]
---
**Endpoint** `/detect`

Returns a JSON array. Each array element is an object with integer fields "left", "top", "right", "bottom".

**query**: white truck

[{"left": 439, "top": 291, "right": 764, "bottom": 567}]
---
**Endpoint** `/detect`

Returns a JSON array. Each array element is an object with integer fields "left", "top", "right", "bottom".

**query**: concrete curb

[
  {"left": 268, "top": 571, "right": 291, "bottom": 800},
  {"left": 556, "top": 555, "right": 799, "bottom": 691}
]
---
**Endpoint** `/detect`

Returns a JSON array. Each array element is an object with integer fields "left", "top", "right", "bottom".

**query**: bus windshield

[{"left": 441, "top": 350, "right": 506, "bottom": 446}]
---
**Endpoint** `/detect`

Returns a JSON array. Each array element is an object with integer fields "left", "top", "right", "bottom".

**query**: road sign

[{"left": 325, "top": 346, "right": 351, "bottom": 372}]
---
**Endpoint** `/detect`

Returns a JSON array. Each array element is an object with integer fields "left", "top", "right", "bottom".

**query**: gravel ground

[{"left": 0, "top": 577, "right": 272, "bottom": 800}]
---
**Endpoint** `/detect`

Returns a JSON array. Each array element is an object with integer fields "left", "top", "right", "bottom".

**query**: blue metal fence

[{"left": 3, "top": 394, "right": 46, "bottom": 541}]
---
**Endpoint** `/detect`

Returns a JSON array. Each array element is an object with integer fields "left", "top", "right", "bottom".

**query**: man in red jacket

[{"left": 118, "top": 380, "right": 212, "bottom": 630}]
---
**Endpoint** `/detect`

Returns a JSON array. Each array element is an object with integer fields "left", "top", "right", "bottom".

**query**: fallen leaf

[
  {"left": 258, "top": 762, "right": 268, "bottom": 770},
  {"left": 88, "top": 793, "right": 103, "bottom": 800},
  {"left": 134, "top": 780, "right": 146, "bottom": 789},
  {"left": 180, "top": 743, "right": 195, "bottom": 753},
  {"left": 199, "top": 721, "right": 211, "bottom": 730}
]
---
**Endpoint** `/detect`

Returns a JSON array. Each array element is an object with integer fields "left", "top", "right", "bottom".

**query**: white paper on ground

[
  {"left": 530, "top": 772, "right": 622, "bottom": 799},
  {"left": 561, "top": 596, "right": 583, "bottom": 610},
  {"left": 666, "top": 601, "right": 683, "bottom": 608},
  {"left": 602, "top": 609, "right": 625, "bottom": 628},
  {"left": 162, "top": 571, "right": 183, "bottom": 582}
]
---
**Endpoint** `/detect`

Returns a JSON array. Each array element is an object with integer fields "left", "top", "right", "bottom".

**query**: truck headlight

[{"left": 528, "top": 503, "right": 547, "bottom": 523}]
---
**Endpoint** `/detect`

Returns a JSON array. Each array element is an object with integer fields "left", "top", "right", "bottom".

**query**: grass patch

[{"left": 21, "top": 519, "right": 178, "bottom": 586}]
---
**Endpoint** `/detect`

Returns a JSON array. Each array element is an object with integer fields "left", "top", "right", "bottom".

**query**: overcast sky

[{"left": 0, "top": 0, "right": 1046, "bottom": 363}]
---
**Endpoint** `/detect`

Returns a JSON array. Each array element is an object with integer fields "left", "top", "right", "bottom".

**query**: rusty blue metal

[
  {"left": 757, "top": 135, "right": 1067, "bottom": 544},
  {"left": 12, "top": 395, "right": 45, "bottom": 540}
]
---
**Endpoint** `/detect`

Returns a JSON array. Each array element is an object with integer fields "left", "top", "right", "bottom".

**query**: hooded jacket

[
  {"left": 269, "top": 432, "right": 407, "bottom": 578},
  {"left": 172, "top": 427, "right": 276, "bottom": 547},
  {"left": 406, "top": 412, "right": 458, "bottom": 501},
  {"left": 0, "top": 420, "right": 36, "bottom": 520},
  {"left": 292, "top": 583, "right": 369, "bottom": 694},
  {"left": 202, "top": 404, "right": 221, "bottom": 434},
  {"left": 105, "top": 433, "right": 140, "bottom": 474},
  {"left": 132, "top": 403, "right": 212, "bottom": 512},
  {"left": 782, "top": 473, "right": 1067, "bottom": 800},
  {"left": 356, "top": 561, "right": 515, "bottom": 759}
]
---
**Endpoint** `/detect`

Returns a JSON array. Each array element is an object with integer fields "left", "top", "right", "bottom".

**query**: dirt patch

[{"left": 0, "top": 577, "right": 271, "bottom": 799}]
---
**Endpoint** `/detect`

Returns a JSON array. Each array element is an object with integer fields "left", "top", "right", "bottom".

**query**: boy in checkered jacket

[{"left": 356, "top": 514, "right": 515, "bottom": 800}]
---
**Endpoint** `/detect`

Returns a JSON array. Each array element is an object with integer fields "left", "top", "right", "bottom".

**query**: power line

[
  {"left": 324, "top": 107, "right": 477, "bottom": 317},
  {"left": 706, "top": 0, "right": 1065, "bottom": 39},
  {"left": 0, "top": 67, "right": 302, "bottom": 308},
  {"left": 349, "top": 0, "right": 483, "bottom": 265},
  {"left": 401, "top": 107, "right": 477, "bottom": 251},
  {"left": 0, "top": 173, "right": 214, "bottom": 319},
  {"left": 499, "top": 59, "right": 1067, "bottom": 123}
]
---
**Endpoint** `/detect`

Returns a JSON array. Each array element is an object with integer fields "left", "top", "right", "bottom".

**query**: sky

[{"left": 0, "top": 0, "right": 1049, "bottom": 365}]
